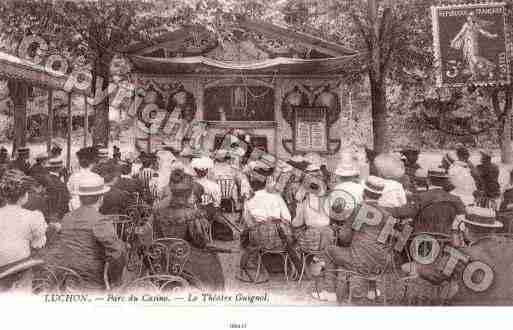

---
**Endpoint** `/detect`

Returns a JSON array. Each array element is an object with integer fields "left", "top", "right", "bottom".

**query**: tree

[
  {"left": 283, "top": 0, "right": 434, "bottom": 153},
  {"left": 0, "top": 0, "right": 286, "bottom": 147},
  {"left": 0, "top": 0, "right": 182, "bottom": 146}
]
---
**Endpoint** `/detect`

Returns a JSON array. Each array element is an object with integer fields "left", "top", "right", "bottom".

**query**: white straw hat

[{"left": 76, "top": 172, "right": 110, "bottom": 196}]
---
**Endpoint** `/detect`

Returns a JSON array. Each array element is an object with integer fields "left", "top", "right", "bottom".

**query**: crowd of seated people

[{"left": 1, "top": 140, "right": 513, "bottom": 301}]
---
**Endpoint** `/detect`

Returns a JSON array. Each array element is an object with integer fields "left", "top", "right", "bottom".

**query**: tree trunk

[
  {"left": 7, "top": 80, "right": 29, "bottom": 155},
  {"left": 370, "top": 76, "right": 388, "bottom": 153},
  {"left": 367, "top": 0, "right": 388, "bottom": 153},
  {"left": 500, "top": 90, "right": 513, "bottom": 164},
  {"left": 91, "top": 53, "right": 112, "bottom": 147}
]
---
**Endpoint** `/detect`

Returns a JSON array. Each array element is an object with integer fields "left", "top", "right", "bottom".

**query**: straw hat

[
  {"left": 35, "top": 152, "right": 49, "bottom": 161},
  {"left": 190, "top": 156, "right": 214, "bottom": 170},
  {"left": 363, "top": 176, "right": 385, "bottom": 195},
  {"left": 97, "top": 147, "right": 109, "bottom": 159},
  {"left": 335, "top": 163, "right": 360, "bottom": 177},
  {"left": 305, "top": 152, "right": 326, "bottom": 166},
  {"left": 305, "top": 163, "right": 321, "bottom": 172},
  {"left": 76, "top": 172, "right": 110, "bottom": 196},
  {"left": 45, "top": 158, "right": 64, "bottom": 170},
  {"left": 464, "top": 206, "right": 502, "bottom": 228}
]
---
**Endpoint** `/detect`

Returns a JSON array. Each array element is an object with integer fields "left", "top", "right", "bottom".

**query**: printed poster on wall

[
  {"left": 293, "top": 106, "right": 328, "bottom": 153},
  {"left": 431, "top": 3, "right": 510, "bottom": 87}
]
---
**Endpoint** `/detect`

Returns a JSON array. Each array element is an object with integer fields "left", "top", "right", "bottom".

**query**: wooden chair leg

[
  {"left": 298, "top": 253, "right": 307, "bottom": 286},
  {"left": 283, "top": 254, "right": 289, "bottom": 282},
  {"left": 347, "top": 275, "right": 352, "bottom": 304},
  {"left": 254, "top": 253, "right": 263, "bottom": 284}
]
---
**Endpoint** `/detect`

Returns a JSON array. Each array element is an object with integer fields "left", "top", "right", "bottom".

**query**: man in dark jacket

[
  {"left": 114, "top": 161, "right": 144, "bottom": 205},
  {"left": 390, "top": 168, "right": 467, "bottom": 234},
  {"left": 10, "top": 147, "right": 31, "bottom": 174},
  {"left": 474, "top": 150, "right": 500, "bottom": 208},
  {"left": 94, "top": 162, "right": 131, "bottom": 215},
  {"left": 28, "top": 152, "right": 49, "bottom": 179},
  {"left": 43, "top": 159, "right": 70, "bottom": 223},
  {"left": 44, "top": 172, "right": 126, "bottom": 290},
  {"left": 23, "top": 175, "right": 50, "bottom": 220},
  {"left": 400, "top": 148, "right": 421, "bottom": 193}
]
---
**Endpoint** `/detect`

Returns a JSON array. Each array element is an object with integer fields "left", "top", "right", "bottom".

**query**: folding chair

[{"left": 217, "top": 177, "right": 238, "bottom": 213}]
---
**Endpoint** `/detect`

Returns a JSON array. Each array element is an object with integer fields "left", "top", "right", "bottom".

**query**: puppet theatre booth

[{"left": 126, "top": 19, "right": 372, "bottom": 168}]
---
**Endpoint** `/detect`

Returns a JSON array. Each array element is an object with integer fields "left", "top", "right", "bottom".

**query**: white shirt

[
  {"left": 451, "top": 188, "right": 475, "bottom": 206},
  {"left": 292, "top": 194, "right": 330, "bottom": 228},
  {"left": 333, "top": 181, "right": 364, "bottom": 204},
  {"left": 67, "top": 167, "right": 93, "bottom": 210},
  {"left": 196, "top": 177, "right": 221, "bottom": 207},
  {"left": 244, "top": 189, "right": 291, "bottom": 226},
  {"left": 0, "top": 205, "right": 47, "bottom": 267},
  {"left": 379, "top": 179, "right": 407, "bottom": 208}
]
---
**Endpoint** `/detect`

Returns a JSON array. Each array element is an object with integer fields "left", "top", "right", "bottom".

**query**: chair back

[
  {"left": 127, "top": 204, "right": 154, "bottom": 225},
  {"left": 250, "top": 219, "right": 292, "bottom": 251},
  {"left": 144, "top": 238, "right": 191, "bottom": 276},
  {"left": 217, "top": 177, "right": 235, "bottom": 199},
  {"left": 32, "top": 265, "right": 84, "bottom": 293},
  {"left": 415, "top": 201, "right": 458, "bottom": 234},
  {"left": 122, "top": 274, "right": 190, "bottom": 293},
  {"left": 497, "top": 210, "right": 513, "bottom": 233},
  {"left": 103, "top": 214, "right": 136, "bottom": 243}
]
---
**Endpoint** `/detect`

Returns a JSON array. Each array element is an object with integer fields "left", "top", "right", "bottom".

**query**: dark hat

[
  {"left": 480, "top": 149, "right": 493, "bottom": 158},
  {"left": 456, "top": 146, "right": 470, "bottom": 160},
  {"left": 76, "top": 147, "right": 98, "bottom": 160},
  {"left": 400, "top": 148, "right": 419, "bottom": 156},
  {"left": 253, "top": 166, "right": 274, "bottom": 178},
  {"left": 51, "top": 141, "right": 62, "bottom": 151},
  {"left": 16, "top": 147, "right": 30, "bottom": 156},
  {"left": 400, "top": 148, "right": 420, "bottom": 162},
  {"left": 442, "top": 153, "right": 455, "bottom": 165},
  {"left": 428, "top": 168, "right": 448, "bottom": 179},
  {"left": 94, "top": 162, "right": 122, "bottom": 183},
  {"left": 168, "top": 168, "right": 193, "bottom": 192},
  {"left": 365, "top": 148, "right": 377, "bottom": 162}
]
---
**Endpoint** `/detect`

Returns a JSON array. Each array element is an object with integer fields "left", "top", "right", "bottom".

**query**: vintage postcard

[{"left": 1, "top": 0, "right": 513, "bottom": 328}]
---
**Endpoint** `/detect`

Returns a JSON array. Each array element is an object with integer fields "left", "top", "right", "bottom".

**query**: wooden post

[
  {"left": 67, "top": 93, "right": 72, "bottom": 171},
  {"left": 47, "top": 89, "right": 53, "bottom": 153},
  {"left": 8, "top": 80, "right": 29, "bottom": 156},
  {"left": 84, "top": 94, "right": 88, "bottom": 147}
]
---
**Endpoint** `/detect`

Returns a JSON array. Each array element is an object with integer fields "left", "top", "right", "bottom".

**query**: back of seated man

[
  {"left": 373, "top": 153, "right": 408, "bottom": 208},
  {"left": 44, "top": 172, "right": 126, "bottom": 290},
  {"left": 94, "top": 163, "right": 130, "bottom": 215},
  {"left": 390, "top": 168, "right": 466, "bottom": 235},
  {"left": 318, "top": 176, "right": 395, "bottom": 302}
]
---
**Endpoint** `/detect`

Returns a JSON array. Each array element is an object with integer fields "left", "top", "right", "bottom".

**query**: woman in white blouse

[{"left": 0, "top": 170, "right": 48, "bottom": 291}]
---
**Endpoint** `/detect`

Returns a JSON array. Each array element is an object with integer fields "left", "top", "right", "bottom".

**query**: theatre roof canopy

[
  {"left": 0, "top": 51, "right": 88, "bottom": 94},
  {"left": 129, "top": 54, "right": 363, "bottom": 75},
  {"left": 125, "top": 18, "right": 362, "bottom": 76}
]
